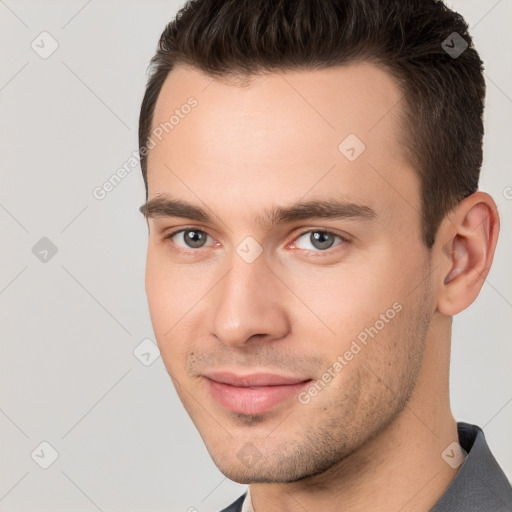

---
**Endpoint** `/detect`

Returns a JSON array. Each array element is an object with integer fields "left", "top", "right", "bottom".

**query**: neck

[{"left": 249, "top": 319, "right": 461, "bottom": 512}]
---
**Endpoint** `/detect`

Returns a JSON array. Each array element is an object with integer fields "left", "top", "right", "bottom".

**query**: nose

[{"left": 209, "top": 253, "right": 290, "bottom": 348}]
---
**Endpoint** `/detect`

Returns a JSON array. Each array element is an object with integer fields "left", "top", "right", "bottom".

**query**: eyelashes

[
  {"left": 164, "top": 229, "right": 214, "bottom": 250},
  {"left": 292, "top": 230, "right": 348, "bottom": 252},
  {"left": 163, "top": 227, "right": 350, "bottom": 256}
]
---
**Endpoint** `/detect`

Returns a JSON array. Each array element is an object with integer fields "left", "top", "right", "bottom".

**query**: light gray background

[{"left": 0, "top": 1, "right": 511, "bottom": 511}]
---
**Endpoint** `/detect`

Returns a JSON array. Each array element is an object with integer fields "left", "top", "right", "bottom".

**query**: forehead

[{"left": 146, "top": 62, "right": 418, "bottom": 222}]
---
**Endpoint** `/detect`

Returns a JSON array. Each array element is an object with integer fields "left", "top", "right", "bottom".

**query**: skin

[{"left": 142, "top": 62, "right": 499, "bottom": 511}]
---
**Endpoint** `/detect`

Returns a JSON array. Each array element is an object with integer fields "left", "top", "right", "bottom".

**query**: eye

[
  {"left": 292, "top": 230, "right": 347, "bottom": 252},
  {"left": 164, "top": 228, "right": 215, "bottom": 250}
]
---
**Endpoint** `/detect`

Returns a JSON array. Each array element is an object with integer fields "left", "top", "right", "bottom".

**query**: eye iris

[
  {"left": 311, "top": 231, "right": 335, "bottom": 250},
  {"left": 184, "top": 230, "right": 206, "bottom": 248}
]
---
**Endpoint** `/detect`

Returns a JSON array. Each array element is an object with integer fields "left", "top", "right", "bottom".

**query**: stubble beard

[{"left": 206, "top": 291, "right": 432, "bottom": 485}]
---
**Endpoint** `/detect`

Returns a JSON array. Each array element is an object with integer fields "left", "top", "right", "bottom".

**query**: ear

[{"left": 435, "top": 191, "right": 500, "bottom": 316}]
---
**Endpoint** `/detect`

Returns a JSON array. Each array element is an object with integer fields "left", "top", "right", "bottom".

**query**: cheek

[
  {"left": 144, "top": 248, "right": 193, "bottom": 365},
  {"left": 287, "top": 261, "right": 398, "bottom": 337},
  {"left": 145, "top": 245, "right": 197, "bottom": 327},
  {"left": 145, "top": 249, "right": 171, "bottom": 332},
  {"left": 286, "top": 249, "right": 424, "bottom": 359}
]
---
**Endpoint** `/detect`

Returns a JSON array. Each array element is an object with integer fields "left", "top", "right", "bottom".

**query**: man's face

[{"left": 143, "top": 62, "right": 435, "bottom": 483}]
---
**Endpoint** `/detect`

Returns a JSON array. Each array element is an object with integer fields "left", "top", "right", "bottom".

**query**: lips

[{"left": 203, "top": 371, "right": 313, "bottom": 415}]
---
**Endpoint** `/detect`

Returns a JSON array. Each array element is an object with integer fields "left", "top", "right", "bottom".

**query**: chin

[
  {"left": 213, "top": 464, "right": 334, "bottom": 485},
  {"left": 208, "top": 448, "right": 340, "bottom": 485}
]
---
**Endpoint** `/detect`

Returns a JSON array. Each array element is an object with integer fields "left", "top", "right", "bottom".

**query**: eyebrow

[{"left": 139, "top": 195, "right": 377, "bottom": 226}]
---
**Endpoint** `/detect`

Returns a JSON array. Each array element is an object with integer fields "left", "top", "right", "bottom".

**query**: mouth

[{"left": 202, "top": 371, "right": 314, "bottom": 415}]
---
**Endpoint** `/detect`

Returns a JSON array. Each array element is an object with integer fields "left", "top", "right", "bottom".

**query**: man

[{"left": 138, "top": 0, "right": 511, "bottom": 510}]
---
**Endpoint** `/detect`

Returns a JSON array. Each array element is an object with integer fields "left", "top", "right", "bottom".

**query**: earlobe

[{"left": 437, "top": 192, "right": 499, "bottom": 316}]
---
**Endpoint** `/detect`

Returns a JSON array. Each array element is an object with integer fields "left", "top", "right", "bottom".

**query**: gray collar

[{"left": 430, "top": 422, "right": 512, "bottom": 511}]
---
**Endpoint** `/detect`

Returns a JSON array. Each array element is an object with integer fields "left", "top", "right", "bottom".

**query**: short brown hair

[{"left": 138, "top": 0, "right": 485, "bottom": 248}]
